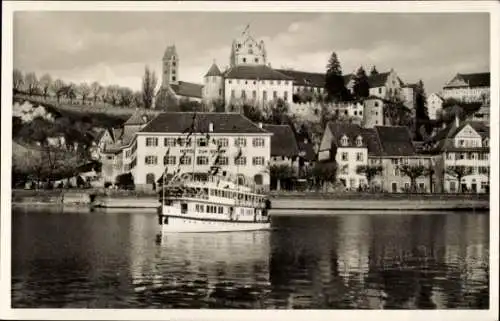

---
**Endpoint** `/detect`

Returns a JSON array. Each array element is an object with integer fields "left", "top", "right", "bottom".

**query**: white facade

[
  {"left": 442, "top": 124, "right": 489, "bottom": 193},
  {"left": 368, "top": 69, "right": 402, "bottom": 100},
  {"left": 442, "top": 73, "right": 490, "bottom": 103},
  {"left": 427, "top": 93, "right": 444, "bottom": 120},
  {"left": 133, "top": 132, "right": 272, "bottom": 188},
  {"left": 203, "top": 75, "right": 224, "bottom": 103},
  {"left": 401, "top": 86, "right": 416, "bottom": 110},
  {"left": 224, "top": 78, "right": 293, "bottom": 107},
  {"left": 363, "top": 98, "right": 384, "bottom": 128},
  {"left": 230, "top": 32, "right": 267, "bottom": 67}
]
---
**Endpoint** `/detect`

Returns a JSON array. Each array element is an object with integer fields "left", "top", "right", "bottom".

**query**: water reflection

[{"left": 11, "top": 208, "right": 489, "bottom": 309}]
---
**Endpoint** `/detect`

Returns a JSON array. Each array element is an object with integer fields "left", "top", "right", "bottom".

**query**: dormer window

[
  {"left": 340, "top": 135, "right": 349, "bottom": 146},
  {"left": 356, "top": 136, "right": 363, "bottom": 146}
]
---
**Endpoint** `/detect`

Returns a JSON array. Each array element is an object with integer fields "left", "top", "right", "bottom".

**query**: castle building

[
  {"left": 155, "top": 45, "right": 203, "bottom": 107},
  {"left": 442, "top": 72, "right": 490, "bottom": 103}
]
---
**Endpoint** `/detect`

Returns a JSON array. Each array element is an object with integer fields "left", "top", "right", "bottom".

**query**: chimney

[
  {"left": 209, "top": 122, "right": 214, "bottom": 132},
  {"left": 455, "top": 114, "right": 460, "bottom": 128},
  {"left": 258, "top": 122, "right": 263, "bottom": 128}
]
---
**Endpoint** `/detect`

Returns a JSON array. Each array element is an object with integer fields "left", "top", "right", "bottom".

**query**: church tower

[
  {"left": 162, "top": 45, "right": 179, "bottom": 88},
  {"left": 229, "top": 25, "right": 267, "bottom": 67}
]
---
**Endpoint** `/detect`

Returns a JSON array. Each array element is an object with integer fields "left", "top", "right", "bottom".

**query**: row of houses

[{"left": 95, "top": 108, "right": 489, "bottom": 194}]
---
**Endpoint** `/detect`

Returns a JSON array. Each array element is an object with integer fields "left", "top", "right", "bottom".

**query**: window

[
  {"left": 356, "top": 136, "right": 363, "bottom": 146},
  {"left": 235, "top": 157, "right": 247, "bottom": 165},
  {"left": 196, "top": 156, "right": 209, "bottom": 165},
  {"left": 284, "top": 91, "right": 288, "bottom": 101},
  {"left": 218, "top": 206, "right": 224, "bottom": 214},
  {"left": 263, "top": 91, "right": 267, "bottom": 101},
  {"left": 458, "top": 153, "right": 465, "bottom": 160},
  {"left": 252, "top": 138, "right": 265, "bottom": 147},
  {"left": 234, "top": 137, "right": 247, "bottom": 147},
  {"left": 270, "top": 80, "right": 274, "bottom": 85},
  {"left": 354, "top": 111, "right": 357, "bottom": 116},
  {"left": 197, "top": 138, "right": 207, "bottom": 147},
  {"left": 145, "top": 156, "right": 158, "bottom": 165},
  {"left": 216, "top": 157, "right": 229, "bottom": 166},
  {"left": 340, "top": 135, "right": 349, "bottom": 146},
  {"left": 277, "top": 80, "right": 281, "bottom": 85},
  {"left": 180, "top": 156, "right": 192, "bottom": 165},
  {"left": 252, "top": 90, "right": 257, "bottom": 99},
  {"left": 255, "top": 58, "right": 259, "bottom": 63},
  {"left": 164, "top": 138, "right": 176, "bottom": 147},
  {"left": 273, "top": 91, "right": 278, "bottom": 99},
  {"left": 243, "top": 58, "right": 246, "bottom": 63},
  {"left": 228, "top": 80, "right": 232, "bottom": 84},
  {"left": 356, "top": 152, "right": 363, "bottom": 162},
  {"left": 341, "top": 166, "right": 348, "bottom": 174},
  {"left": 164, "top": 156, "right": 176, "bottom": 165},
  {"left": 446, "top": 152, "right": 454, "bottom": 160},
  {"left": 341, "top": 152, "right": 348, "bottom": 161},
  {"left": 216, "top": 138, "right": 228, "bottom": 147},
  {"left": 172, "top": 76, "right": 176, "bottom": 81},
  {"left": 252, "top": 157, "right": 265, "bottom": 165},
  {"left": 241, "top": 90, "right": 246, "bottom": 100},
  {"left": 374, "top": 102, "right": 379, "bottom": 107},
  {"left": 245, "top": 80, "right": 248, "bottom": 85},
  {"left": 231, "top": 90, "right": 235, "bottom": 98},
  {"left": 378, "top": 88, "right": 382, "bottom": 94},
  {"left": 449, "top": 181, "right": 456, "bottom": 192},
  {"left": 146, "top": 137, "right": 158, "bottom": 147},
  {"left": 146, "top": 173, "right": 155, "bottom": 184}
]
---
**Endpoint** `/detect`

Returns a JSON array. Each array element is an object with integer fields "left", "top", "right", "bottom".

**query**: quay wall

[{"left": 11, "top": 190, "right": 490, "bottom": 211}]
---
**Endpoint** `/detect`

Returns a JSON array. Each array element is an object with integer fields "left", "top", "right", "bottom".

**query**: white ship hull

[{"left": 159, "top": 215, "right": 271, "bottom": 233}]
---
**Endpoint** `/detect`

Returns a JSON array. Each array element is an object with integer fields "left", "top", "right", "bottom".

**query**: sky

[{"left": 13, "top": 11, "right": 490, "bottom": 94}]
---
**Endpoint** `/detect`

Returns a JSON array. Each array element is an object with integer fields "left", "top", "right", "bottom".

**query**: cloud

[{"left": 13, "top": 11, "right": 490, "bottom": 94}]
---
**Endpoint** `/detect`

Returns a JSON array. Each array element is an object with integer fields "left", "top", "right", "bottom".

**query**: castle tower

[
  {"left": 202, "top": 61, "right": 224, "bottom": 108},
  {"left": 229, "top": 25, "right": 267, "bottom": 67},
  {"left": 162, "top": 45, "right": 179, "bottom": 87}
]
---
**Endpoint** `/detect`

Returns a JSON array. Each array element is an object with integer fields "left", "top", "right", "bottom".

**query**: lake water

[{"left": 11, "top": 207, "right": 489, "bottom": 309}]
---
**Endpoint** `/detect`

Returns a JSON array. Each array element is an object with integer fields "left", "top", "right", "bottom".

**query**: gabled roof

[
  {"left": 361, "top": 128, "right": 383, "bottom": 156},
  {"left": 140, "top": 112, "right": 271, "bottom": 134},
  {"left": 444, "top": 72, "right": 490, "bottom": 88},
  {"left": 124, "top": 110, "right": 152, "bottom": 126},
  {"left": 205, "top": 63, "right": 222, "bottom": 77},
  {"left": 224, "top": 65, "right": 293, "bottom": 81},
  {"left": 426, "top": 119, "right": 489, "bottom": 153},
  {"left": 327, "top": 122, "right": 366, "bottom": 147},
  {"left": 374, "top": 126, "right": 416, "bottom": 156},
  {"left": 368, "top": 72, "right": 391, "bottom": 88},
  {"left": 273, "top": 69, "right": 325, "bottom": 87},
  {"left": 262, "top": 124, "right": 299, "bottom": 158},
  {"left": 170, "top": 81, "right": 203, "bottom": 99}
]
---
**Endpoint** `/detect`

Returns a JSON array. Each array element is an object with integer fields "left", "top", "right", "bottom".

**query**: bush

[
  {"left": 104, "top": 181, "right": 112, "bottom": 188},
  {"left": 115, "top": 173, "right": 135, "bottom": 190}
]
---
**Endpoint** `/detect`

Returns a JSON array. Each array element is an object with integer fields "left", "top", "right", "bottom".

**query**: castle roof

[
  {"left": 444, "top": 72, "right": 490, "bottom": 88},
  {"left": 170, "top": 81, "right": 203, "bottom": 99},
  {"left": 204, "top": 63, "right": 222, "bottom": 77},
  {"left": 274, "top": 69, "right": 325, "bottom": 87},
  {"left": 367, "top": 72, "right": 391, "bottom": 88},
  {"left": 140, "top": 112, "right": 271, "bottom": 134},
  {"left": 262, "top": 124, "right": 299, "bottom": 158},
  {"left": 224, "top": 65, "right": 293, "bottom": 81},
  {"left": 163, "top": 45, "right": 177, "bottom": 59}
]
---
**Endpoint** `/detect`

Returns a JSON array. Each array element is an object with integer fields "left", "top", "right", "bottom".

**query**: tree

[
  {"left": 118, "top": 87, "right": 134, "bottom": 107},
  {"left": 115, "top": 172, "right": 135, "bottom": 190},
  {"left": 142, "top": 65, "right": 158, "bottom": 109},
  {"left": 268, "top": 98, "right": 289, "bottom": 124},
  {"left": 133, "top": 91, "right": 144, "bottom": 108},
  {"left": 414, "top": 80, "right": 430, "bottom": 141},
  {"left": 445, "top": 165, "right": 473, "bottom": 193},
  {"left": 62, "top": 83, "right": 77, "bottom": 104},
  {"left": 213, "top": 98, "right": 226, "bottom": 112},
  {"left": 242, "top": 103, "right": 264, "bottom": 122},
  {"left": 269, "top": 164, "right": 294, "bottom": 191},
  {"left": 356, "top": 164, "right": 383, "bottom": 187},
  {"left": 311, "top": 161, "right": 337, "bottom": 191},
  {"left": 78, "top": 82, "right": 91, "bottom": 104},
  {"left": 25, "top": 72, "right": 39, "bottom": 96},
  {"left": 90, "top": 81, "right": 102, "bottom": 105},
  {"left": 39, "top": 74, "right": 52, "bottom": 100},
  {"left": 370, "top": 66, "right": 379, "bottom": 76},
  {"left": 155, "top": 89, "right": 179, "bottom": 111},
  {"left": 352, "top": 66, "right": 370, "bottom": 99},
  {"left": 324, "top": 52, "right": 350, "bottom": 102},
  {"left": 13, "top": 69, "right": 24, "bottom": 93},
  {"left": 384, "top": 96, "right": 413, "bottom": 127},
  {"left": 398, "top": 164, "right": 427, "bottom": 192},
  {"left": 51, "top": 79, "right": 65, "bottom": 104},
  {"left": 106, "top": 85, "right": 120, "bottom": 106}
]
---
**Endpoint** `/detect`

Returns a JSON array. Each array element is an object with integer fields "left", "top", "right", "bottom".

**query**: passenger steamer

[{"left": 157, "top": 172, "right": 271, "bottom": 233}]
